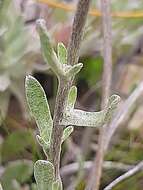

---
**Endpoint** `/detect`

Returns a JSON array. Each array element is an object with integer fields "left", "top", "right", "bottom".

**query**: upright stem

[
  {"left": 101, "top": 0, "right": 112, "bottom": 107},
  {"left": 67, "top": 0, "right": 91, "bottom": 66},
  {"left": 86, "top": 0, "right": 112, "bottom": 189},
  {"left": 50, "top": 0, "right": 91, "bottom": 180}
]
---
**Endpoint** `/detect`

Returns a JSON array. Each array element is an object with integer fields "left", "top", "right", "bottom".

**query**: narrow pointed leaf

[
  {"left": 36, "top": 19, "right": 64, "bottom": 77},
  {"left": 52, "top": 180, "right": 62, "bottom": 190},
  {"left": 67, "top": 86, "right": 77, "bottom": 109},
  {"left": 36, "top": 135, "right": 50, "bottom": 156},
  {"left": 34, "top": 160, "right": 54, "bottom": 190},
  {"left": 62, "top": 126, "right": 74, "bottom": 142},
  {"left": 25, "top": 75, "right": 53, "bottom": 142},
  {"left": 57, "top": 43, "right": 67, "bottom": 65},
  {"left": 65, "top": 63, "right": 83, "bottom": 77},
  {"left": 104, "top": 94, "right": 121, "bottom": 122}
]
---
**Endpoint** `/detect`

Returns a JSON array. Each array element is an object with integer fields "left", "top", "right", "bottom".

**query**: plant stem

[
  {"left": 67, "top": 0, "right": 91, "bottom": 66},
  {"left": 86, "top": 0, "right": 112, "bottom": 189},
  {"left": 50, "top": 0, "right": 91, "bottom": 181},
  {"left": 104, "top": 161, "right": 143, "bottom": 190},
  {"left": 105, "top": 81, "right": 143, "bottom": 150}
]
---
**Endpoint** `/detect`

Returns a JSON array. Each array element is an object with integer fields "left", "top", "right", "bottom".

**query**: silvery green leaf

[
  {"left": 34, "top": 160, "right": 54, "bottom": 190},
  {"left": 104, "top": 94, "right": 121, "bottom": 122},
  {"left": 61, "top": 95, "right": 120, "bottom": 127},
  {"left": 36, "top": 19, "right": 64, "bottom": 77},
  {"left": 36, "top": 135, "right": 50, "bottom": 156},
  {"left": 57, "top": 43, "right": 67, "bottom": 65},
  {"left": 65, "top": 63, "right": 83, "bottom": 78},
  {"left": 62, "top": 126, "right": 74, "bottom": 142},
  {"left": 0, "top": 183, "right": 3, "bottom": 190},
  {"left": 52, "top": 180, "right": 62, "bottom": 190},
  {"left": 25, "top": 75, "right": 53, "bottom": 143},
  {"left": 67, "top": 86, "right": 77, "bottom": 109}
]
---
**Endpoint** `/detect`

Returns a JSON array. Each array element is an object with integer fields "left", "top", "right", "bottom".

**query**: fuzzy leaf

[
  {"left": 34, "top": 160, "right": 54, "bottom": 190},
  {"left": 104, "top": 94, "right": 121, "bottom": 122},
  {"left": 52, "top": 180, "right": 62, "bottom": 190},
  {"left": 67, "top": 86, "right": 77, "bottom": 109},
  {"left": 57, "top": 43, "right": 67, "bottom": 64},
  {"left": 1, "top": 160, "right": 33, "bottom": 190},
  {"left": 0, "top": 183, "right": 3, "bottom": 190},
  {"left": 62, "top": 126, "right": 74, "bottom": 142},
  {"left": 36, "top": 135, "right": 50, "bottom": 156},
  {"left": 25, "top": 75, "right": 53, "bottom": 142},
  {"left": 65, "top": 63, "right": 83, "bottom": 78},
  {"left": 36, "top": 19, "right": 64, "bottom": 77},
  {"left": 61, "top": 95, "right": 120, "bottom": 127}
]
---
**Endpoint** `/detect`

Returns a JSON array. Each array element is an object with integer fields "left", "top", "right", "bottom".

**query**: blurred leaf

[
  {"left": 1, "top": 130, "right": 36, "bottom": 162},
  {"left": 0, "top": 183, "right": 3, "bottom": 190},
  {"left": 0, "top": 74, "right": 10, "bottom": 91},
  {"left": 0, "top": 91, "right": 10, "bottom": 124},
  {"left": 52, "top": 180, "right": 62, "bottom": 190},
  {"left": 0, "top": 0, "right": 40, "bottom": 122},
  {"left": 1, "top": 160, "right": 33, "bottom": 190}
]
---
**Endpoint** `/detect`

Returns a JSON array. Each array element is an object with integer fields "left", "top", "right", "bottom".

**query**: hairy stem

[
  {"left": 67, "top": 0, "right": 91, "bottom": 66},
  {"left": 50, "top": 0, "right": 91, "bottom": 180}
]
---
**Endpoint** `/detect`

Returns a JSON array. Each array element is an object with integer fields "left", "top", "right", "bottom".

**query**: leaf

[
  {"left": 67, "top": 86, "right": 77, "bottom": 109},
  {"left": 104, "top": 94, "right": 121, "bottom": 122},
  {"left": 1, "top": 160, "right": 33, "bottom": 190},
  {"left": 61, "top": 95, "right": 121, "bottom": 127},
  {"left": 57, "top": 43, "right": 67, "bottom": 64},
  {"left": 36, "top": 19, "right": 64, "bottom": 77},
  {"left": 52, "top": 180, "right": 62, "bottom": 190},
  {"left": 62, "top": 126, "right": 74, "bottom": 142},
  {"left": 65, "top": 63, "right": 83, "bottom": 78},
  {"left": 25, "top": 75, "right": 53, "bottom": 143},
  {"left": 36, "top": 135, "right": 50, "bottom": 156},
  {"left": 34, "top": 160, "right": 54, "bottom": 190},
  {"left": 0, "top": 183, "right": 3, "bottom": 190},
  {"left": 1, "top": 130, "right": 36, "bottom": 162}
]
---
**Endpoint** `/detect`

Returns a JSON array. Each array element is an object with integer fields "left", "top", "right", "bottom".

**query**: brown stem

[
  {"left": 86, "top": 0, "right": 112, "bottom": 189},
  {"left": 50, "top": 0, "right": 91, "bottom": 180},
  {"left": 67, "top": 0, "right": 91, "bottom": 66}
]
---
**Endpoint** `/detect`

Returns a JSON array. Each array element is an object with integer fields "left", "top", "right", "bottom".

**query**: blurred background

[{"left": 0, "top": 0, "right": 143, "bottom": 189}]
